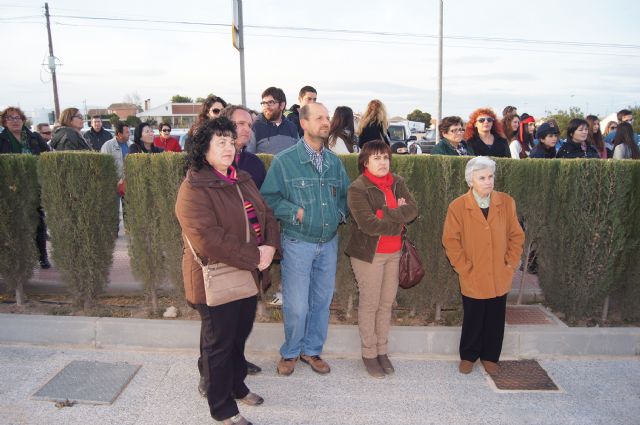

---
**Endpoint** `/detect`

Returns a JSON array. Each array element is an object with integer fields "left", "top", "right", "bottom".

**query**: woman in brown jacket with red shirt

[
  {"left": 345, "top": 140, "right": 418, "bottom": 378},
  {"left": 442, "top": 156, "right": 524, "bottom": 376},
  {"left": 175, "top": 118, "right": 278, "bottom": 425}
]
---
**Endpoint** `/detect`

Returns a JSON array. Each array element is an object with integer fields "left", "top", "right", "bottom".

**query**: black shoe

[
  {"left": 40, "top": 259, "right": 51, "bottom": 269},
  {"left": 247, "top": 361, "right": 262, "bottom": 375},
  {"left": 198, "top": 376, "right": 207, "bottom": 398}
]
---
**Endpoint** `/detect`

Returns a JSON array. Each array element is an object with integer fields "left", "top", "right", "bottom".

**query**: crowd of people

[{"left": 0, "top": 89, "right": 638, "bottom": 425}]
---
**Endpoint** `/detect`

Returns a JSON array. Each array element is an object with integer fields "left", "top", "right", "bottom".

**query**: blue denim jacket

[{"left": 260, "top": 139, "right": 350, "bottom": 243}]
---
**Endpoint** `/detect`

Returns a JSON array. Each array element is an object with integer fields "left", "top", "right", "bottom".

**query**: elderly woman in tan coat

[{"left": 442, "top": 156, "right": 524, "bottom": 375}]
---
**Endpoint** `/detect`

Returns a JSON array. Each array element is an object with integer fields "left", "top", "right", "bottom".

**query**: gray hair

[{"left": 464, "top": 156, "right": 496, "bottom": 187}]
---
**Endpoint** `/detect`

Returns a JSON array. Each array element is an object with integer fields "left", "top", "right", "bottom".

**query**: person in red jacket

[{"left": 153, "top": 122, "right": 182, "bottom": 152}]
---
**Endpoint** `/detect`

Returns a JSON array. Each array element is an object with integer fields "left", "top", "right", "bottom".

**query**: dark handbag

[{"left": 399, "top": 228, "right": 425, "bottom": 289}]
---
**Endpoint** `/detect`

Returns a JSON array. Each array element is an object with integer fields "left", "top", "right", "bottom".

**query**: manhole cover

[
  {"left": 488, "top": 360, "right": 559, "bottom": 392},
  {"left": 32, "top": 360, "right": 141, "bottom": 405},
  {"left": 506, "top": 305, "right": 554, "bottom": 325}
]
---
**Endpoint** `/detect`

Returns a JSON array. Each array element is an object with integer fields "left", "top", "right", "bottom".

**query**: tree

[
  {"left": 629, "top": 105, "right": 640, "bottom": 134},
  {"left": 125, "top": 115, "right": 142, "bottom": 128},
  {"left": 171, "top": 94, "right": 193, "bottom": 103},
  {"left": 542, "top": 107, "right": 584, "bottom": 137},
  {"left": 406, "top": 109, "right": 432, "bottom": 129},
  {"left": 124, "top": 92, "right": 143, "bottom": 113},
  {"left": 195, "top": 97, "right": 206, "bottom": 103},
  {"left": 108, "top": 113, "right": 120, "bottom": 128}
]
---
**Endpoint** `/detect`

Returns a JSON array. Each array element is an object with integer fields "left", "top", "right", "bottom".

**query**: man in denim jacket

[{"left": 261, "top": 102, "right": 350, "bottom": 376}]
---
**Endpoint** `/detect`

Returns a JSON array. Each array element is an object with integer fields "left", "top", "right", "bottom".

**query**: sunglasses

[
  {"left": 161, "top": 129, "right": 171, "bottom": 133},
  {"left": 209, "top": 108, "right": 221, "bottom": 114},
  {"left": 477, "top": 117, "right": 494, "bottom": 123},
  {"left": 610, "top": 126, "right": 618, "bottom": 130}
]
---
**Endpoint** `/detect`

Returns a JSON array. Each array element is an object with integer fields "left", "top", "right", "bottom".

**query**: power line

[{"left": 49, "top": 13, "right": 640, "bottom": 50}]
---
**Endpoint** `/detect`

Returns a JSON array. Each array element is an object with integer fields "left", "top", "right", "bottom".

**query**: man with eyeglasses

[
  {"left": 153, "top": 122, "right": 182, "bottom": 152},
  {"left": 83, "top": 115, "right": 113, "bottom": 151},
  {"left": 285, "top": 85, "right": 318, "bottom": 137},
  {"left": 1, "top": 106, "right": 52, "bottom": 268},
  {"left": 247, "top": 86, "right": 299, "bottom": 154}
]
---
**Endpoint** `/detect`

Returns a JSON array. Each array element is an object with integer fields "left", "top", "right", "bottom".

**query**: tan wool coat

[{"left": 442, "top": 190, "right": 525, "bottom": 299}]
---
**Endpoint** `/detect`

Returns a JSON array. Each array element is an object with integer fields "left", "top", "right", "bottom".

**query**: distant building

[
  {"left": 108, "top": 103, "right": 139, "bottom": 120},
  {"left": 136, "top": 102, "right": 200, "bottom": 128},
  {"left": 87, "top": 108, "right": 109, "bottom": 117}
]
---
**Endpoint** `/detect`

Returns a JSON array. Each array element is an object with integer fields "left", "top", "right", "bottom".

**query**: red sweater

[
  {"left": 153, "top": 136, "right": 182, "bottom": 152},
  {"left": 364, "top": 169, "right": 402, "bottom": 253}
]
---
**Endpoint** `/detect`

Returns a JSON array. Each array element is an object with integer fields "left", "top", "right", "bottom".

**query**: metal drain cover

[
  {"left": 32, "top": 360, "right": 141, "bottom": 405},
  {"left": 488, "top": 360, "right": 559, "bottom": 391}
]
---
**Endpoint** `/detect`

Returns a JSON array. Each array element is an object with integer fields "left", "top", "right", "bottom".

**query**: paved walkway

[{"left": 1, "top": 344, "right": 638, "bottom": 425}]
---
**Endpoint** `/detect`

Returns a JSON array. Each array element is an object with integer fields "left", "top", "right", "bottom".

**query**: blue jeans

[{"left": 280, "top": 234, "right": 338, "bottom": 359}]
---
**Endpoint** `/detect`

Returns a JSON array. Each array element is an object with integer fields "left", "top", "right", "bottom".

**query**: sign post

[{"left": 232, "top": 0, "right": 246, "bottom": 106}]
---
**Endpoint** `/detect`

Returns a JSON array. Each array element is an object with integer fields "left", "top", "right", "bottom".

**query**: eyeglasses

[
  {"left": 161, "top": 129, "right": 171, "bottom": 133},
  {"left": 209, "top": 108, "right": 221, "bottom": 114},
  {"left": 5, "top": 115, "right": 23, "bottom": 122},
  {"left": 477, "top": 117, "right": 494, "bottom": 123},
  {"left": 260, "top": 100, "right": 277, "bottom": 107},
  {"left": 74, "top": 114, "right": 83, "bottom": 119},
  {"left": 40, "top": 131, "right": 52, "bottom": 135},
  {"left": 610, "top": 125, "right": 618, "bottom": 130},
  {"left": 448, "top": 128, "right": 465, "bottom": 133}
]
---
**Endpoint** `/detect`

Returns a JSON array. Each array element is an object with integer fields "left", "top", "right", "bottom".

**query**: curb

[{"left": 1, "top": 313, "right": 639, "bottom": 357}]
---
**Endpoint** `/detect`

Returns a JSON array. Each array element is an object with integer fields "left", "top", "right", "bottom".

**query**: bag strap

[{"left": 184, "top": 183, "right": 251, "bottom": 267}]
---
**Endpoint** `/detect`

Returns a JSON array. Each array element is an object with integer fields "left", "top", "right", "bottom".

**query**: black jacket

[
  {"left": 358, "top": 123, "right": 390, "bottom": 148},
  {"left": 83, "top": 128, "right": 113, "bottom": 151},
  {"left": 129, "top": 143, "right": 164, "bottom": 154},
  {"left": 530, "top": 144, "right": 557, "bottom": 159},
  {"left": 0, "top": 128, "right": 50, "bottom": 155},
  {"left": 286, "top": 105, "right": 303, "bottom": 137},
  {"left": 51, "top": 127, "right": 93, "bottom": 151},
  {"left": 466, "top": 134, "right": 510, "bottom": 157},
  {"left": 557, "top": 140, "right": 600, "bottom": 159}
]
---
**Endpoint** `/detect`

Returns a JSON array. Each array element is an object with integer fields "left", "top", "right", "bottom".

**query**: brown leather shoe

[
  {"left": 459, "top": 360, "right": 474, "bottom": 374},
  {"left": 377, "top": 354, "right": 395, "bottom": 374},
  {"left": 362, "top": 357, "right": 385, "bottom": 378},
  {"left": 300, "top": 354, "right": 331, "bottom": 374},
  {"left": 277, "top": 357, "right": 297, "bottom": 376},
  {"left": 481, "top": 360, "right": 499, "bottom": 375}
]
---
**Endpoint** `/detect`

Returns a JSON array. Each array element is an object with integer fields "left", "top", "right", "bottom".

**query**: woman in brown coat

[
  {"left": 175, "top": 117, "right": 278, "bottom": 425},
  {"left": 442, "top": 156, "right": 524, "bottom": 375},
  {"left": 345, "top": 140, "right": 418, "bottom": 378}
]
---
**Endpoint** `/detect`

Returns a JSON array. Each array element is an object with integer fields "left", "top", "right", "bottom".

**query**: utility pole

[
  {"left": 44, "top": 3, "right": 61, "bottom": 120},
  {"left": 435, "top": 0, "right": 443, "bottom": 140},
  {"left": 232, "top": 0, "right": 246, "bottom": 106}
]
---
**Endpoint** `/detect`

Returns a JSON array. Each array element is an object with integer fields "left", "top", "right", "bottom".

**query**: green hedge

[
  {"left": 38, "top": 152, "right": 119, "bottom": 310},
  {"left": 4, "top": 151, "right": 639, "bottom": 322},
  {"left": 124, "top": 153, "right": 185, "bottom": 314},
  {"left": 0, "top": 155, "right": 40, "bottom": 305},
  {"left": 122, "top": 154, "right": 640, "bottom": 321}
]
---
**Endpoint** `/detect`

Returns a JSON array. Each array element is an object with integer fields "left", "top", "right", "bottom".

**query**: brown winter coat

[
  {"left": 345, "top": 173, "right": 418, "bottom": 263},
  {"left": 442, "top": 190, "right": 524, "bottom": 299},
  {"left": 175, "top": 166, "right": 279, "bottom": 305}
]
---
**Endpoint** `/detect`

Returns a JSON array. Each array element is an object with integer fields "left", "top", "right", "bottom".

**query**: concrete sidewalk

[{"left": 1, "top": 343, "right": 638, "bottom": 425}]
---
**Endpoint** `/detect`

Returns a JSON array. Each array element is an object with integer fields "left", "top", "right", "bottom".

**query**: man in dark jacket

[
  {"left": 247, "top": 87, "right": 299, "bottom": 154},
  {"left": 83, "top": 116, "right": 112, "bottom": 150},
  {"left": 0, "top": 106, "right": 51, "bottom": 268},
  {"left": 285, "top": 85, "right": 318, "bottom": 137}
]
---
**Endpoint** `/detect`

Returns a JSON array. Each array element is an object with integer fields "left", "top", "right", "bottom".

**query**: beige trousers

[{"left": 351, "top": 251, "right": 401, "bottom": 358}]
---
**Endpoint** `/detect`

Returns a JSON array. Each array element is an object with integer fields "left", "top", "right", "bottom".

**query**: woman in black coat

[
  {"left": 463, "top": 108, "right": 510, "bottom": 157},
  {"left": 557, "top": 118, "right": 600, "bottom": 159},
  {"left": 129, "top": 123, "right": 164, "bottom": 154}
]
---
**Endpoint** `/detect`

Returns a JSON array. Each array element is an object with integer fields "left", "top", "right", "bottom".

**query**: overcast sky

[{"left": 2, "top": 0, "right": 639, "bottom": 122}]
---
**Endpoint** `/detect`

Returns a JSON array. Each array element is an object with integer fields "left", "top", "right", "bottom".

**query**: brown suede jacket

[
  {"left": 345, "top": 173, "right": 418, "bottom": 263},
  {"left": 175, "top": 166, "right": 279, "bottom": 305}
]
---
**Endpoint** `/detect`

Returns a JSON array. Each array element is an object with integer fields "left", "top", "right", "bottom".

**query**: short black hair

[
  {"left": 160, "top": 121, "right": 172, "bottom": 131},
  {"left": 91, "top": 115, "right": 101, "bottom": 120},
  {"left": 115, "top": 121, "right": 129, "bottom": 135},
  {"left": 617, "top": 109, "right": 632, "bottom": 122},
  {"left": 186, "top": 117, "right": 237, "bottom": 171},
  {"left": 566, "top": 118, "right": 589, "bottom": 142},
  {"left": 358, "top": 139, "right": 391, "bottom": 173},
  {"left": 261, "top": 86, "right": 286, "bottom": 104},
  {"left": 298, "top": 85, "right": 317, "bottom": 99}
]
